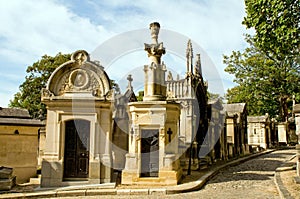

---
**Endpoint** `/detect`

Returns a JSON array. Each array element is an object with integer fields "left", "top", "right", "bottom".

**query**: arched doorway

[{"left": 63, "top": 119, "right": 90, "bottom": 179}]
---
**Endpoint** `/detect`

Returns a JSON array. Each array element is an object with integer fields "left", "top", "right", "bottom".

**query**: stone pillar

[
  {"left": 143, "top": 22, "right": 166, "bottom": 101},
  {"left": 297, "top": 144, "right": 300, "bottom": 176}
]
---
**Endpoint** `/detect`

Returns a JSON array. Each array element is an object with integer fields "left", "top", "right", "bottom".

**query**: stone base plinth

[
  {"left": 89, "top": 160, "right": 101, "bottom": 184},
  {"left": 41, "top": 159, "right": 63, "bottom": 187},
  {"left": 121, "top": 169, "right": 182, "bottom": 186}
]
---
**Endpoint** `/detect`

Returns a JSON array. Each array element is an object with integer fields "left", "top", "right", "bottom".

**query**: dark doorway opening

[
  {"left": 64, "top": 119, "right": 90, "bottom": 179},
  {"left": 141, "top": 129, "right": 159, "bottom": 177}
]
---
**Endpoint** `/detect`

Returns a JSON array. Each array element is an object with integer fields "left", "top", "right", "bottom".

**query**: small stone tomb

[{"left": 0, "top": 166, "right": 16, "bottom": 191}]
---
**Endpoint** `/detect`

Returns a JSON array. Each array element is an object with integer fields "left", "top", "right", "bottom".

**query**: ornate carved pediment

[
  {"left": 57, "top": 68, "right": 103, "bottom": 95},
  {"left": 44, "top": 50, "right": 111, "bottom": 100}
]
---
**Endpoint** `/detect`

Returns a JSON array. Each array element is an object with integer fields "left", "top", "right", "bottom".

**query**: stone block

[
  {"left": 121, "top": 170, "right": 139, "bottom": 184},
  {"left": 41, "top": 160, "right": 63, "bottom": 187},
  {"left": 0, "top": 167, "right": 13, "bottom": 179},
  {"left": 89, "top": 161, "right": 100, "bottom": 179},
  {"left": 0, "top": 176, "right": 16, "bottom": 191}
]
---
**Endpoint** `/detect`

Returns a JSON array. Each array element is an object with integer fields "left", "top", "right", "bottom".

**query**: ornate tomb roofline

[{"left": 42, "top": 50, "right": 112, "bottom": 102}]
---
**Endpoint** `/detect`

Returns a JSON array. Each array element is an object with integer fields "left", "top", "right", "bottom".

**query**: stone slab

[
  {"left": 117, "top": 189, "right": 131, "bottom": 195},
  {"left": 0, "top": 176, "right": 15, "bottom": 191},
  {"left": 130, "top": 189, "right": 149, "bottom": 195},
  {"left": 0, "top": 167, "right": 13, "bottom": 179}
]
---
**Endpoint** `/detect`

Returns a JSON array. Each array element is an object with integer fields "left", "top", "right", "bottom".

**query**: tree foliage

[
  {"left": 224, "top": 45, "right": 299, "bottom": 118},
  {"left": 224, "top": 0, "right": 300, "bottom": 121},
  {"left": 9, "top": 53, "right": 71, "bottom": 119},
  {"left": 243, "top": 0, "right": 299, "bottom": 60}
]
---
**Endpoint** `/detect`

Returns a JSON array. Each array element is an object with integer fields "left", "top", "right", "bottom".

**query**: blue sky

[{"left": 0, "top": 0, "right": 250, "bottom": 107}]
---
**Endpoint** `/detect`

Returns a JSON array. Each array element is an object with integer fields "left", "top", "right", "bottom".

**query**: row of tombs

[{"left": 39, "top": 22, "right": 282, "bottom": 187}]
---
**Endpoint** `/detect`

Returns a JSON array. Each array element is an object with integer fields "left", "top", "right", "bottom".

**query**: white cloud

[
  {"left": 0, "top": 0, "right": 113, "bottom": 65},
  {"left": 0, "top": 0, "right": 248, "bottom": 106},
  {"left": 84, "top": 0, "right": 248, "bottom": 94},
  {"left": 0, "top": 0, "right": 114, "bottom": 106}
]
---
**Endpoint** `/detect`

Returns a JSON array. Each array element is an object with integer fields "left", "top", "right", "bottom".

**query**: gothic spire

[{"left": 186, "top": 39, "right": 193, "bottom": 75}]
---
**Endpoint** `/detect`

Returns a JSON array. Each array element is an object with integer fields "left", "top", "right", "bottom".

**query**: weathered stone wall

[{"left": 0, "top": 126, "right": 40, "bottom": 183}]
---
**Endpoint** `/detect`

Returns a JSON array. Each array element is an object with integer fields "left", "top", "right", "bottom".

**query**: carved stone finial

[
  {"left": 149, "top": 22, "right": 160, "bottom": 45},
  {"left": 167, "top": 71, "right": 173, "bottom": 81},
  {"left": 186, "top": 39, "right": 194, "bottom": 75},
  {"left": 186, "top": 39, "right": 193, "bottom": 58},
  {"left": 144, "top": 22, "right": 165, "bottom": 65},
  {"left": 71, "top": 50, "right": 89, "bottom": 66}
]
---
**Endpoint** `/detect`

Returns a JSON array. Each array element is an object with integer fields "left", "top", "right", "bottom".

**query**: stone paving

[
  {"left": 52, "top": 149, "right": 295, "bottom": 199},
  {"left": 0, "top": 149, "right": 297, "bottom": 199}
]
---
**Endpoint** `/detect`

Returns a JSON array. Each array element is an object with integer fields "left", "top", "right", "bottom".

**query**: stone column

[{"left": 143, "top": 22, "right": 166, "bottom": 101}]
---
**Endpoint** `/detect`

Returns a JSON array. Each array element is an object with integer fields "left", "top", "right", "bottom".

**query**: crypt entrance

[
  {"left": 63, "top": 119, "right": 90, "bottom": 180},
  {"left": 140, "top": 129, "right": 159, "bottom": 177},
  {"left": 41, "top": 50, "right": 114, "bottom": 187}
]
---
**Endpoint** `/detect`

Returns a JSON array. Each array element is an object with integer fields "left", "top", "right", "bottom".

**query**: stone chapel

[{"left": 40, "top": 22, "right": 208, "bottom": 187}]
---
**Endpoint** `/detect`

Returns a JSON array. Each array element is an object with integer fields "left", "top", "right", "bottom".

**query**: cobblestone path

[
  {"left": 179, "top": 149, "right": 295, "bottom": 199},
  {"left": 60, "top": 149, "right": 295, "bottom": 199}
]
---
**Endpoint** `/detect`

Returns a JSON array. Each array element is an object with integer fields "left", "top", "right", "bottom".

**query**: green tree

[
  {"left": 243, "top": 0, "right": 299, "bottom": 60},
  {"left": 137, "top": 91, "right": 144, "bottom": 101},
  {"left": 224, "top": 43, "right": 300, "bottom": 119},
  {"left": 225, "top": 0, "right": 300, "bottom": 120},
  {"left": 9, "top": 53, "right": 71, "bottom": 119}
]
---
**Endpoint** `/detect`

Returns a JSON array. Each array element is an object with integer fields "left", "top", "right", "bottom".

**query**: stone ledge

[
  {"left": 56, "top": 190, "right": 86, "bottom": 197},
  {"left": 86, "top": 189, "right": 116, "bottom": 196},
  {"left": 130, "top": 188, "right": 149, "bottom": 195}
]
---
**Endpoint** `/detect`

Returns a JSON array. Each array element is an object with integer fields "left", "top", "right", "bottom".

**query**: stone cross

[
  {"left": 127, "top": 74, "right": 133, "bottom": 89},
  {"left": 167, "top": 128, "right": 173, "bottom": 142}
]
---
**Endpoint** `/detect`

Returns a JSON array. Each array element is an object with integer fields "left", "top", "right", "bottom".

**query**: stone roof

[
  {"left": 0, "top": 107, "right": 31, "bottom": 118},
  {"left": 247, "top": 115, "right": 268, "bottom": 123},
  {"left": 223, "top": 103, "right": 246, "bottom": 114},
  {"left": 0, "top": 107, "right": 44, "bottom": 126}
]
